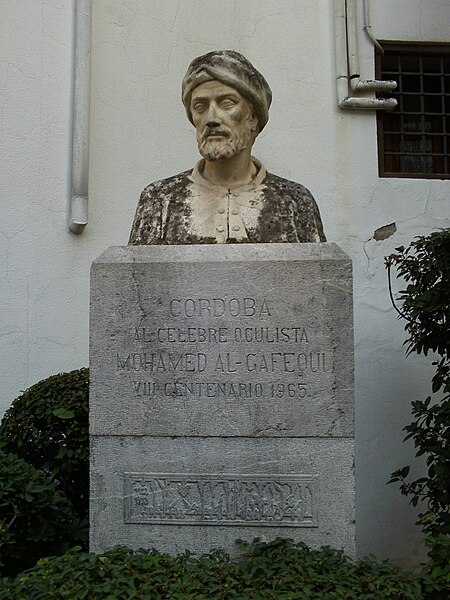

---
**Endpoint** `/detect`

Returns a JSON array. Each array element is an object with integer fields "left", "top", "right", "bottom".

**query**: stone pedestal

[{"left": 90, "top": 243, "right": 354, "bottom": 555}]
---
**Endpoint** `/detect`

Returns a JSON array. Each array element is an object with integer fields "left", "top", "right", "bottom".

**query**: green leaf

[{"left": 52, "top": 407, "right": 75, "bottom": 419}]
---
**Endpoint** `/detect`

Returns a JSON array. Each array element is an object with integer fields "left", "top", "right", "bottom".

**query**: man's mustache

[{"left": 201, "top": 127, "right": 232, "bottom": 141}]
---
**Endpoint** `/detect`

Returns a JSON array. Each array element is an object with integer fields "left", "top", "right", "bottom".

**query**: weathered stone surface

[
  {"left": 129, "top": 51, "right": 326, "bottom": 245},
  {"left": 90, "top": 437, "right": 355, "bottom": 555},
  {"left": 90, "top": 243, "right": 354, "bottom": 555},
  {"left": 128, "top": 162, "right": 326, "bottom": 244},
  {"left": 182, "top": 50, "right": 272, "bottom": 133},
  {"left": 90, "top": 244, "right": 352, "bottom": 438}
]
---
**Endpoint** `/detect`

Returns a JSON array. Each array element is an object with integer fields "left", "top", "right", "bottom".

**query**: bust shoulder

[
  {"left": 141, "top": 169, "right": 192, "bottom": 199},
  {"left": 263, "top": 171, "right": 314, "bottom": 202},
  {"left": 259, "top": 171, "right": 326, "bottom": 242}
]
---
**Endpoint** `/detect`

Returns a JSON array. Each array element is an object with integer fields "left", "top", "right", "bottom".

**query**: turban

[{"left": 182, "top": 50, "right": 272, "bottom": 133}]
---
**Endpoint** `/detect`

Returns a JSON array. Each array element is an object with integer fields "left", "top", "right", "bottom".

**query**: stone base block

[
  {"left": 90, "top": 436, "right": 355, "bottom": 556},
  {"left": 89, "top": 244, "right": 354, "bottom": 556}
]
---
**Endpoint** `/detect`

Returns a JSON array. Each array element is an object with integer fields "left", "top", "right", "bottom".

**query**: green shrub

[
  {"left": 0, "top": 538, "right": 422, "bottom": 599},
  {"left": 0, "top": 368, "right": 89, "bottom": 523},
  {"left": 0, "top": 450, "right": 84, "bottom": 577},
  {"left": 420, "top": 534, "right": 450, "bottom": 599},
  {"left": 386, "top": 229, "right": 450, "bottom": 598},
  {"left": 386, "top": 230, "right": 449, "bottom": 536}
]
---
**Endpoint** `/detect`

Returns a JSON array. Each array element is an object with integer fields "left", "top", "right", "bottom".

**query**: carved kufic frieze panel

[{"left": 124, "top": 473, "right": 317, "bottom": 527}]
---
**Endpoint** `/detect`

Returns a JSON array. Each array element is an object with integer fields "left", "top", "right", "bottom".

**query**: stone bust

[{"left": 129, "top": 50, "right": 326, "bottom": 245}]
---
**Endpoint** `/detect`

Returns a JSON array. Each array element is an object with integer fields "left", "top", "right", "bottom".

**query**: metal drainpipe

[
  {"left": 334, "top": 0, "right": 397, "bottom": 110},
  {"left": 69, "top": 0, "right": 92, "bottom": 234},
  {"left": 362, "top": 0, "right": 384, "bottom": 55}
]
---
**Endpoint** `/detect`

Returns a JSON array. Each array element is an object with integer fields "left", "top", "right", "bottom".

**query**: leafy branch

[{"left": 386, "top": 229, "right": 450, "bottom": 537}]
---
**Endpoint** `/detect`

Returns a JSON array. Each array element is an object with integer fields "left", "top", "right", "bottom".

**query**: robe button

[
  {"left": 216, "top": 225, "right": 224, "bottom": 233},
  {"left": 218, "top": 207, "right": 225, "bottom": 214},
  {"left": 232, "top": 225, "right": 240, "bottom": 232},
  {"left": 231, "top": 207, "right": 239, "bottom": 215}
]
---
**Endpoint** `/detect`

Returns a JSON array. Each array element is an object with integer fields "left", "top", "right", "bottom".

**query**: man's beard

[{"left": 197, "top": 126, "right": 253, "bottom": 161}]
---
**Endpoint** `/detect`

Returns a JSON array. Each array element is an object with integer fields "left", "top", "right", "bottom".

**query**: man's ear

[{"left": 249, "top": 110, "right": 259, "bottom": 133}]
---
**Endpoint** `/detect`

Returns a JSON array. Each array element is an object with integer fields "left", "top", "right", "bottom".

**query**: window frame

[{"left": 376, "top": 41, "right": 450, "bottom": 180}]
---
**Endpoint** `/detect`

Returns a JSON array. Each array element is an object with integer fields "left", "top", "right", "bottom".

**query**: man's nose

[{"left": 206, "top": 103, "right": 221, "bottom": 127}]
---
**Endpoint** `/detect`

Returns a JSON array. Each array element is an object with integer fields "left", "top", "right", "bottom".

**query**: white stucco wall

[{"left": 1, "top": 0, "right": 448, "bottom": 568}]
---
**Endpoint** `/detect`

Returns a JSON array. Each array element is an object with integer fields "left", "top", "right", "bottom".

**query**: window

[{"left": 376, "top": 43, "right": 450, "bottom": 179}]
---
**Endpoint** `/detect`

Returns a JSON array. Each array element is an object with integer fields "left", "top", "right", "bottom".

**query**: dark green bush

[
  {"left": 386, "top": 229, "right": 450, "bottom": 598},
  {"left": 0, "top": 538, "right": 422, "bottom": 599},
  {"left": 0, "top": 368, "right": 89, "bottom": 522},
  {"left": 420, "top": 534, "right": 450, "bottom": 599},
  {"left": 0, "top": 450, "right": 84, "bottom": 577},
  {"left": 386, "top": 230, "right": 449, "bottom": 536}
]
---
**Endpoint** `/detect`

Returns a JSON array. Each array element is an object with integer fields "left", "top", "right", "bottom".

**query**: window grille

[{"left": 376, "top": 43, "right": 450, "bottom": 179}]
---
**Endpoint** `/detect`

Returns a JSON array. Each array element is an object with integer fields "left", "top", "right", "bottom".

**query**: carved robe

[{"left": 129, "top": 158, "right": 326, "bottom": 245}]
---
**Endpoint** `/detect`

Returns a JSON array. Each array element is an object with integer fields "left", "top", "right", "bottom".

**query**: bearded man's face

[{"left": 190, "top": 80, "right": 258, "bottom": 161}]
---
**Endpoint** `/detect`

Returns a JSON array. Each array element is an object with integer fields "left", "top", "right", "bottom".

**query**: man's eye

[
  {"left": 193, "top": 103, "right": 207, "bottom": 113},
  {"left": 220, "top": 100, "right": 236, "bottom": 109}
]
